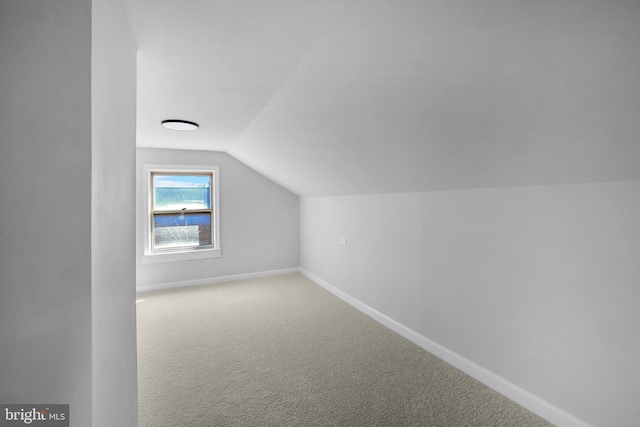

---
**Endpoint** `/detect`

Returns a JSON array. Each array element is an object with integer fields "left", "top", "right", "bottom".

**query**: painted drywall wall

[
  {"left": 137, "top": 149, "right": 299, "bottom": 289},
  {"left": 0, "top": 1, "right": 93, "bottom": 426},
  {"left": 91, "top": 0, "right": 138, "bottom": 425},
  {"left": 300, "top": 180, "right": 640, "bottom": 427}
]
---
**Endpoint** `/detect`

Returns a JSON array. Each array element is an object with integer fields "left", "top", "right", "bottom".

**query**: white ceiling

[{"left": 124, "top": 0, "right": 640, "bottom": 196}]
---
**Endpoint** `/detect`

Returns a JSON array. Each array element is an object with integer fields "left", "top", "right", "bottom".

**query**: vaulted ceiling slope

[{"left": 125, "top": 0, "right": 640, "bottom": 196}]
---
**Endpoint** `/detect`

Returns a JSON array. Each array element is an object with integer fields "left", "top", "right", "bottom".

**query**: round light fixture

[{"left": 161, "top": 119, "right": 199, "bottom": 131}]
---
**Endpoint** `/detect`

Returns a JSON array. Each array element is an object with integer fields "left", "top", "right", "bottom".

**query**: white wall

[
  {"left": 0, "top": 1, "right": 93, "bottom": 426},
  {"left": 92, "top": 0, "right": 138, "bottom": 425},
  {"left": 300, "top": 180, "right": 640, "bottom": 427},
  {"left": 137, "top": 148, "right": 299, "bottom": 289},
  {"left": 0, "top": 1, "right": 138, "bottom": 425}
]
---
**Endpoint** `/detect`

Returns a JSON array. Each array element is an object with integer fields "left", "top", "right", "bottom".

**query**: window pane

[
  {"left": 153, "top": 213, "right": 212, "bottom": 250},
  {"left": 153, "top": 174, "right": 211, "bottom": 210}
]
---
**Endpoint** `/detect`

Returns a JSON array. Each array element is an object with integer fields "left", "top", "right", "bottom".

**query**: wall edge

[{"left": 136, "top": 267, "right": 300, "bottom": 293}]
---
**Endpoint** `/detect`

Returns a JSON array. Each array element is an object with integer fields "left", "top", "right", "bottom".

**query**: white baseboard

[
  {"left": 136, "top": 267, "right": 300, "bottom": 294},
  {"left": 299, "top": 268, "right": 593, "bottom": 427}
]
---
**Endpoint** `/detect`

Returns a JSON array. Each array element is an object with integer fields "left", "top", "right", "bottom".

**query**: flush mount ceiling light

[{"left": 161, "top": 119, "right": 199, "bottom": 131}]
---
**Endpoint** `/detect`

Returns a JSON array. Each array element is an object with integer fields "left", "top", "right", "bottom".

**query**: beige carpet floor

[{"left": 137, "top": 273, "right": 553, "bottom": 427}]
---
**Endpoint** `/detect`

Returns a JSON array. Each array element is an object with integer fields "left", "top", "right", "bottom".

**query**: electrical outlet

[{"left": 339, "top": 237, "right": 347, "bottom": 246}]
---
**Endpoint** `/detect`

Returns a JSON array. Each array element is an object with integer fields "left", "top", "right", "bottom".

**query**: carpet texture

[{"left": 137, "top": 273, "right": 553, "bottom": 427}]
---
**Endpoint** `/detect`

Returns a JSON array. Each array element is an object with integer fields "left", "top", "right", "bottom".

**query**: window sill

[{"left": 142, "top": 248, "right": 221, "bottom": 264}]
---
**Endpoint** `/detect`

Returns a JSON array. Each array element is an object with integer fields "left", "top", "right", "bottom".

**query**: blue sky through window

[
  {"left": 153, "top": 174, "right": 210, "bottom": 188},
  {"left": 153, "top": 174, "right": 212, "bottom": 210}
]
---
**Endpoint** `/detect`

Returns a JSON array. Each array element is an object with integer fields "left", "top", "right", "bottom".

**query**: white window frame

[{"left": 142, "top": 164, "right": 221, "bottom": 264}]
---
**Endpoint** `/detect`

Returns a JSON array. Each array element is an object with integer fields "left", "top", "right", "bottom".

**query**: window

[
  {"left": 143, "top": 165, "right": 220, "bottom": 263},
  {"left": 151, "top": 172, "right": 212, "bottom": 251}
]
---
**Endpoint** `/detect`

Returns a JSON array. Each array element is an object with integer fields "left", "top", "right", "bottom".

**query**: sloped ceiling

[{"left": 124, "top": 0, "right": 640, "bottom": 196}]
